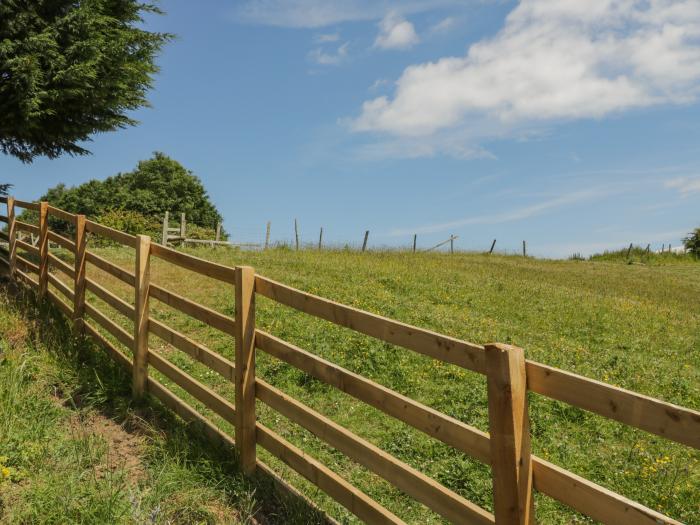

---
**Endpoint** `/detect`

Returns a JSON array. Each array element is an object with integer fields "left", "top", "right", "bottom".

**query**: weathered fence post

[
  {"left": 412, "top": 234, "right": 417, "bottom": 253},
  {"left": 265, "top": 221, "right": 271, "bottom": 250},
  {"left": 180, "top": 213, "right": 186, "bottom": 239},
  {"left": 215, "top": 223, "right": 222, "bottom": 242},
  {"left": 362, "top": 230, "right": 369, "bottom": 252},
  {"left": 6, "top": 197, "right": 16, "bottom": 277},
  {"left": 73, "top": 214, "right": 87, "bottom": 332},
  {"left": 450, "top": 235, "right": 454, "bottom": 254},
  {"left": 161, "top": 211, "right": 169, "bottom": 246},
  {"left": 522, "top": 240, "right": 527, "bottom": 258},
  {"left": 38, "top": 201, "right": 49, "bottom": 297},
  {"left": 318, "top": 227, "right": 323, "bottom": 250},
  {"left": 489, "top": 239, "right": 497, "bottom": 254},
  {"left": 235, "top": 265, "right": 256, "bottom": 474},
  {"left": 294, "top": 219, "right": 299, "bottom": 250},
  {"left": 626, "top": 243, "right": 633, "bottom": 258},
  {"left": 485, "top": 343, "right": 534, "bottom": 525},
  {"left": 132, "top": 234, "right": 151, "bottom": 399}
]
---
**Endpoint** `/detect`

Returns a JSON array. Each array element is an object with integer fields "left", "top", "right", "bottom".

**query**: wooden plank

[
  {"left": 149, "top": 283, "right": 235, "bottom": 336},
  {"left": 85, "top": 278, "right": 134, "bottom": 319},
  {"left": 256, "top": 330, "right": 491, "bottom": 463},
  {"left": 47, "top": 288, "right": 72, "bottom": 317},
  {"left": 85, "top": 219, "right": 137, "bottom": 248},
  {"left": 85, "top": 302, "right": 134, "bottom": 349},
  {"left": 486, "top": 344, "right": 533, "bottom": 525},
  {"left": 47, "top": 205, "right": 77, "bottom": 224},
  {"left": 256, "top": 379, "right": 494, "bottom": 525},
  {"left": 13, "top": 199, "right": 39, "bottom": 211},
  {"left": 526, "top": 360, "right": 700, "bottom": 450},
  {"left": 0, "top": 216, "right": 7, "bottom": 224},
  {"left": 15, "top": 268, "right": 39, "bottom": 289},
  {"left": 14, "top": 220, "right": 39, "bottom": 235},
  {"left": 85, "top": 250, "right": 136, "bottom": 287},
  {"left": 256, "top": 423, "right": 405, "bottom": 525},
  {"left": 16, "top": 255, "right": 39, "bottom": 274},
  {"left": 73, "top": 215, "right": 87, "bottom": 332},
  {"left": 150, "top": 243, "right": 237, "bottom": 284},
  {"left": 133, "top": 234, "right": 150, "bottom": 399},
  {"left": 149, "top": 319, "right": 235, "bottom": 381},
  {"left": 38, "top": 202, "right": 49, "bottom": 297},
  {"left": 255, "top": 276, "right": 487, "bottom": 374},
  {"left": 84, "top": 321, "right": 133, "bottom": 371},
  {"left": 235, "top": 266, "right": 256, "bottom": 474},
  {"left": 48, "top": 230, "right": 76, "bottom": 252},
  {"left": 148, "top": 350, "right": 236, "bottom": 426},
  {"left": 48, "top": 272, "right": 75, "bottom": 302},
  {"left": 48, "top": 252, "right": 75, "bottom": 278},
  {"left": 16, "top": 239, "right": 39, "bottom": 255},
  {"left": 531, "top": 457, "right": 681, "bottom": 525}
]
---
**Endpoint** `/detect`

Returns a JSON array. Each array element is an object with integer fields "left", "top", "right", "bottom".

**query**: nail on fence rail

[{"left": 0, "top": 195, "right": 697, "bottom": 525}]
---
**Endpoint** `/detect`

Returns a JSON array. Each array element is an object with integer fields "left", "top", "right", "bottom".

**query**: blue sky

[{"left": 2, "top": 0, "right": 700, "bottom": 257}]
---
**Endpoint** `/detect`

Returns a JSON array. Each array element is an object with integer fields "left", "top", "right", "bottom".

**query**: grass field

[{"left": 5, "top": 247, "right": 700, "bottom": 524}]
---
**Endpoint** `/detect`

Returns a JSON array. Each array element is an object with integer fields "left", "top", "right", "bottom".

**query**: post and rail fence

[{"left": 0, "top": 195, "right": 698, "bottom": 525}]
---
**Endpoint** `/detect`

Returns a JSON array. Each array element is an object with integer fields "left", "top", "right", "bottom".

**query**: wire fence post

[
  {"left": 318, "top": 227, "right": 323, "bottom": 250},
  {"left": 161, "top": 211, "right": 169, "bottom": 246},
  {"left": 235, "top": 265, "right": 257, "bottom": 474},
  {"left": 412, "top": 234, "right": 417, "bottom": 253},
  {"left": 132, "top": 234, "right": 151, "bottom": 399},
  {"left": 486, "top": 343, "right": 534, "bottom": 525},
  {"left": 265, "top": 221, "right": 271, "bottom": 250},
  {"left": 362, "top": 230, "right": 369, "bottom": 252},
  {"left": 294, "top": 219, "right": 299, "bottom": 251},
  {"left": 489, "top": 239, "right": 497, "bottom": 254}
]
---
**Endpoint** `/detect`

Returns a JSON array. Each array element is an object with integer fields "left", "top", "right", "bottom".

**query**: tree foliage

[
  {"left": 684, "top": 228, "right": 700, "bottom": 257},
  {"left": 0, "top": 183, "right": 11, "bottom": 196},
  {"left": 0, "top": 0, "right": 171, "bottom": 162},
  {"left": 40, "top": 153, "right": 223, "bottom": 230}
]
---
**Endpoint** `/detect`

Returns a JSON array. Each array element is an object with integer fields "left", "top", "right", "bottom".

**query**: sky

[{"left": 2, "top": 0, "right": 700, "bottom": 257}]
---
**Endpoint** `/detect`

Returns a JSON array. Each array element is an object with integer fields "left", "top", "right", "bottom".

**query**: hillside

[{"left": 54, "top": 247, "right": 698, "bottom": 524}]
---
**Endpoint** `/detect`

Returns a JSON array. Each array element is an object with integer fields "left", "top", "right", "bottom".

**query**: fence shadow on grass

[{"left": 0, "top": 275, "right": 330, "bottom": 525}]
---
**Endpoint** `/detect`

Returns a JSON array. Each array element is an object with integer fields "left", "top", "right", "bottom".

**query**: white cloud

[
  {"left": 374, "top": 12, "right": 420, "bottom": 50},
  {"left": 315, "top": 33, "right": 340, "bottom": 43},
  {"left": 665, "top": 176, "right": 700, "bottom": 196},
  {"left": 430, "top": 16, "right": 456, "bottom": 34},
  {"left": 352, "top": 0, "right": 700, "bottom": 144},
  {"left": 389, "top": 188, "right": 608, "bottom": 236},
  {"left": 369, "top": 78, "right": 390, "bottom": 91},
  {"left": 233, "top": 0, "right": 463, "bottom": 28},
  {"left": 309, "top": 42, "right": 349, "bottom": 65}
]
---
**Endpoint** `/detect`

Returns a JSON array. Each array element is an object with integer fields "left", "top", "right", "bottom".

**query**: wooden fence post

[
  {"left": 180, "top": 213, "right": 186, "bottom": 239},
  {"left": 6, "top": 197, "right": 16, "bottom": 277},
  {"left": 235, "top": 265, "right": 256, "bottom": 474},
  {"left": 485, "top": 343, "right": 534, "bottom": 525},
  {"left": 73, "top": 215, "right": 87, "bottom": 332},
  {"left": 626, "top": 243, "right": 633, "bottom": 258},
  {"left": 489, "top": 239, "right": 497, "bottom": 254},
  {"left": 161, "top": 211, "right": 169, "bottom": 246},
  {"left": 362, "top": 230, "right": 369, "bottom": 252},
  {"left": 38, "top": 201, "right": 49, "bottom": 297},
  {"left": 216, "top": 223, "right": 221, "bottom": 242},
  {"left": 265, "top": 221, "right": 271, "bottom": 250},
  {"left": 294, "top": 219, "right": 299, "bottom": 250},
  {"left": 412, "top": 234, "right": 417, "bottom": 253},
  {"left": 450, "top": 235, "right": 454, "bottom": 254},
  {"left": 318, "top": 227, "right": 323, "bottom": 250},
  {"left": 522, "top": 241, "right": 527, "bottom": 258},
  {"left": 132, "top": 234, "right": 151, "bottom": 399}
]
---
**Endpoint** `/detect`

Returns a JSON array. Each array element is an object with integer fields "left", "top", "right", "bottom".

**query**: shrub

[
  {"left": 684, "top": 228, "right": 700, "bottom": 257},
  {"left": 93, "top": 210, "right": 160, "bottom": 245}
]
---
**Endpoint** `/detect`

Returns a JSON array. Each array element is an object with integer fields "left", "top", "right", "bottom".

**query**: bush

[
  {"left": 93, "top": 210, "right": 160, "bottom": 245},
  {"left": 684, "top": 228, "right": 700, "bottom": 257}
]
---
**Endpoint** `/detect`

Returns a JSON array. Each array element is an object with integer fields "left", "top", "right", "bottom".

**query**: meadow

[{"left": 3, "top": 247, "right": 700, "bottom": 523}]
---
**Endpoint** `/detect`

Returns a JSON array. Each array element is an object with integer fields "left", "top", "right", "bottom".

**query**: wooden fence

[{"left": 0, "top": 196, "right": 698, "bottom": 525}]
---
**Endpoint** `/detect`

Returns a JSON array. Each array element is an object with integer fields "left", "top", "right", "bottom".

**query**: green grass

[
  {"left": 0, "top": 279, "right": 327, "bottom": 524},
  {"left": 7, "top": 247, "right": 700, "bottom": 524}
]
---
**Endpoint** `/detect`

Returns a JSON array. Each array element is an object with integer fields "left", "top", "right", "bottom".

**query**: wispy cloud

[
  {"left": 665, "top": 176, "right": 700, "bottom": 196},
  {"left": 429, "top": 16, "right": 455, "bottom": 34},
  {"left": 389, "top": 189, "right": 609, "bottom": 236},
  {"left": 308, "top": 42, "right": 349, "bottom": 65},
  {"left": 315, "top": 32, "right": 340, "bottom": 43},
  {"left": 232, "top": 0, "right": 463, "bottom": 28}
]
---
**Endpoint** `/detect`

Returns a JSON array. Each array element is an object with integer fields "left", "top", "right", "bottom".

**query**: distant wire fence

[{"left": 156, "top": 214, "right": 689, "bottom": 258}]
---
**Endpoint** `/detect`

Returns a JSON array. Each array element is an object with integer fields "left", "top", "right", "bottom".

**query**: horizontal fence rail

[{"left": 0, "top": 197, "right": 696, "bottom": 525}]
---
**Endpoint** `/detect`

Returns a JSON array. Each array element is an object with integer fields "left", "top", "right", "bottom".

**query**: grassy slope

[
  {"left": 37, "top": 249, "right": 700, "bottom": 523},
  {"left": 0, "top": 281, "right": 327, "bottom": 524}
]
